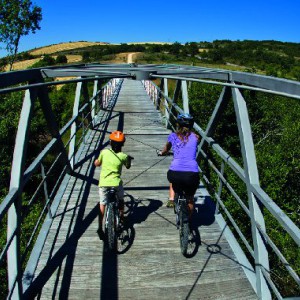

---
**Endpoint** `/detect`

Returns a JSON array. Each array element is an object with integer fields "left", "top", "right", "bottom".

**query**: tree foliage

[
  {"left": 55, "top": 54, "right": 67, "bottom": 64},
  {"left": 0, "top": 0, "right": 42, "bottom": 70}
]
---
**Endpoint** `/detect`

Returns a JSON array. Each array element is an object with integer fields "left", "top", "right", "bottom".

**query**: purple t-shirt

[{"left": 168, "top": 132, "right": 199, "bottom": 172}]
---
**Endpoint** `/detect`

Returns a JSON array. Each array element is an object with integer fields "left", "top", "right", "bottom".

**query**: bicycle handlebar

[{"left": 156, "top": 149, "right": 173, "bottom": 156}]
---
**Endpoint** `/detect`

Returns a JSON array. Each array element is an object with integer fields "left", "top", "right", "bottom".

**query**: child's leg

[
  {"left": 98, "top": 187, "right": 107, "bottom": 232},
  {"left": 99, "top": 203, "right": 105, "bottom": 228},
  {"left": 117, "top": 184, "right": 125, "bottom": 222}
]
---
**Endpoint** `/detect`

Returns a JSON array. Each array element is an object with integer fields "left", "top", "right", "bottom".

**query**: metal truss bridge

[{"left": 0, "top": 63, "right": 300, "bottom": 299}]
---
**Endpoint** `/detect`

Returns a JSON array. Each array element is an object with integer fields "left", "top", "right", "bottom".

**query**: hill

[
  {"left": 28, "top": 41, "right": 109, "bottom": 55},
  {"left": 1, "top": 40, "right": 300, "bottom": 81}
]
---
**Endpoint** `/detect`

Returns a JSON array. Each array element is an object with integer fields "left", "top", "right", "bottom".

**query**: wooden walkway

[{"left": 26, "top": 79, "right": 257, "bottom": 299}]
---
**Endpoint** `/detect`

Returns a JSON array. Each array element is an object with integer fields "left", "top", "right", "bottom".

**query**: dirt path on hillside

[{"left": 127, "top": 53, "right": 136, "bottom": 63}]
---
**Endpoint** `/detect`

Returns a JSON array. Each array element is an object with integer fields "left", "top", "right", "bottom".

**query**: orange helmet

[{"left": 109, "top": 130, "right": 125, "bottom": 142}]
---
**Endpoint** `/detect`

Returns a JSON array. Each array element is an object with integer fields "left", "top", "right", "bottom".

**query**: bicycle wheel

[
  {"left": 179, "top": 221, "right": 189, "bottom": 255},
  {"left": 179, "top": 207, "right": 189, "bottom": 255},
  {"left": 106, "top": 203, "right": 117, "bottom": 251}
]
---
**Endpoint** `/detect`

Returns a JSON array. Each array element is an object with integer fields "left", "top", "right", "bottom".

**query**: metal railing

[
  {"left": 0, "top": 63, "right": 299, "bottom": 299},
  {"left": 0, "top": 69, "right": 123, "bottom": 299},
  {"left": 142, "top": 73, "right": 300, "bottom": 300}
]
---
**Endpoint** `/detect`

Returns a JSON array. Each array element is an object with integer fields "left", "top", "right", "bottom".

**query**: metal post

[
  {"left": 157, "top": 79, "right": 164, "bottom": 110},
  {"left": 92, "top": 78, "right": 98, "bottom": 125},
  {"left": 103, "top": 86, "right": 107, "bottom": 109},
  {"left": 163, "top": 78, "right": 169, "bottom": 127},
  {"left": 69, "top": 81, "right": 82, "bottom": 169},
  {"left": 216, "top": 162, "right": 225, "bottom": 214},
  {"left": 181, "top": 80, "right": 189, "bottom": 113},
  {"left": 82, "top": 81, "right": 92, "bottom": 127},
  {"left": 41, "top": 163, "right": 52, "bottom": 219},
  {"left": 7, "top": 89, "right": 35, "bottom": 299},
  {"left": 232, "top": 87, "right": 271, "bottom": 299},
  {"left": 97, "top": 80, "right": 103, "bottom": 111}
]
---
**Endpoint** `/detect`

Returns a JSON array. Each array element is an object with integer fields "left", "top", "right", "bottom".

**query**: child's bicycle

[
  {"left": 174, "top": 188, "right": 191, "bottom": 256},
  {"left": 104, "top": 155, "right": 134, "bottom": 252},
  {"left": 104, "top": 187, "right": 122, "bottom": 252}
]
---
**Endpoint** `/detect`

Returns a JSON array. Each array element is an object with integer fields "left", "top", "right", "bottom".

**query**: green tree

[
  {"left": 56, "top": 54, "right": 68, "bottom": 64},
  {"left": 82, "top": 51, "right": 91, "bottom": 62},
  {"left": 170, "top": 42, "right": 181, "bottom": 56},
  {"left": 0, "top": 0, "right": 42, "bottom": 70},
  {"left": 30, "top": 55, "right": 55, "bottom": 68},
  {"left": 185, "top": 42, "right": 199, "bottom": 57}
]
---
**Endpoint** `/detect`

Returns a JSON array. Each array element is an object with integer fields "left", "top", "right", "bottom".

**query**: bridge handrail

[
  {"left": 142, "top": 76, "right": 300, "bottom": 299},
  {"left": 1, "top": 64, "right": 299, "bottom": 299},
  {"left": 0, "top": 75, "right": 123, "bottom": 298}
]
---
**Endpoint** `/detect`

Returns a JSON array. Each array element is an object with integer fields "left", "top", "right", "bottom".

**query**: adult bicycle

[
  {"left": 174, "top": 188, "right": 191, "bottom": 256},
  {"left": 156, "top": 149, "right": 191, "bottom": 256}
]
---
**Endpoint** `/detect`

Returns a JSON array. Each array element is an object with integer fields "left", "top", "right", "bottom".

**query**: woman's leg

[
  {"left": 186, "top": 195, "right": 194, "bottom": 220},
  {"left": 166, "top": 183, "right": 175, "bottom": 207},
  {"left": 169, "top": 183, "right": 175, "bottom": 200}
]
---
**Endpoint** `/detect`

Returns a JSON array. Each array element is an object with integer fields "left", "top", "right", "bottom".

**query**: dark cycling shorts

[{"left": 167, "top": 170, "right": 200, "bottom": 197}]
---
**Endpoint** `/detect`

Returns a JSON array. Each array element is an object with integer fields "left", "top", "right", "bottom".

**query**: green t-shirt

[{"left": 98, "top": 149, "right": 129, "bottom": 187}]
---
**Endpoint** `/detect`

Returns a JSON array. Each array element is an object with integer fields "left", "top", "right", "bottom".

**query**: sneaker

[{"left": 166, "top": 200, "right": 175, "bottom": 208}]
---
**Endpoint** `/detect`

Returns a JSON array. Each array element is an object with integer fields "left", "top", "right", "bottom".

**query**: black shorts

[{"left": 167, "top": 170, "right": 200, "bottom": 197}]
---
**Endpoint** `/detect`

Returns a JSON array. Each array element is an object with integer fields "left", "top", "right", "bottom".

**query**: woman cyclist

[{"left": 158, "top": 113, "right": 200, "bottom": 219}]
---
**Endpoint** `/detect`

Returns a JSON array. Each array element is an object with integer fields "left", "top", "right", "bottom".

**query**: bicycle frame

[{"left": 174, "top": 191, "right": 189, "bottom": 228}]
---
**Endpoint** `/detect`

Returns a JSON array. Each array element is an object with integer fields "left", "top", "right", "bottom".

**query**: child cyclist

[{"left": 94, "top": 130, "right": 133, "bottom": 239}]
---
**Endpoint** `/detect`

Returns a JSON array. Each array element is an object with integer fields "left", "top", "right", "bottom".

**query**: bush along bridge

[{"left": 0, "top": 64, "right": 300, "bottom": 299}]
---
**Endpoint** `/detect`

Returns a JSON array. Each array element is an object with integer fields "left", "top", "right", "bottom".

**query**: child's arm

[
  {"left": 124, "top": 155, "right": 134, "bottom": 169},
  {"left": 94, "top": 157, "right": 102, "bottom": 167}
]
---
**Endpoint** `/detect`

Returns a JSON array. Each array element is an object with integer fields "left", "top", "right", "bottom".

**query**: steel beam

[
  {"left": 232, "top": 87, "right": 271, "bottom": 300},
  {"left": 7, "top": 89, "right": 35, "bottom": 299},
  {"left": 69, "top": 81, "right": 82, "bottom": 169}
]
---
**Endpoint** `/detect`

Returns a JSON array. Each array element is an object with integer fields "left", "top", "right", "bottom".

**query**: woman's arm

[{"left": 160, "top": 142, "right": 172, "bottom": 156}]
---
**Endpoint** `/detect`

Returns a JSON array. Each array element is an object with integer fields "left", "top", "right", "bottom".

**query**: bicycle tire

[
  {"left": 179, "top": 202, "right": 189, "bottom": 255},
  {"left": 106, "top": 203, "right": 116, "bottom": 251},
  {"left": 179, "top": 221, "right": 189, "bottom": 255}
]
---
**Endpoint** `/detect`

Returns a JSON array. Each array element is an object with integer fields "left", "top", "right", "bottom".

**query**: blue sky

[{"left": 0, "top": 0, "right": 299, "bottom": 57}]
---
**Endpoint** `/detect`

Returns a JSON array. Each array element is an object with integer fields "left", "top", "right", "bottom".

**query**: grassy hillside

[
  {"left": 1, "top": 39, "right": 300, "bottom": 80},
  {"left": 28, "top": 41, "right": 109, "bottom": 55}
]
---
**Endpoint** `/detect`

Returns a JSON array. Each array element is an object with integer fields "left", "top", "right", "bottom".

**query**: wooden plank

[{"left": 27, "top": 79, "right": 257, "bottom": 299}]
